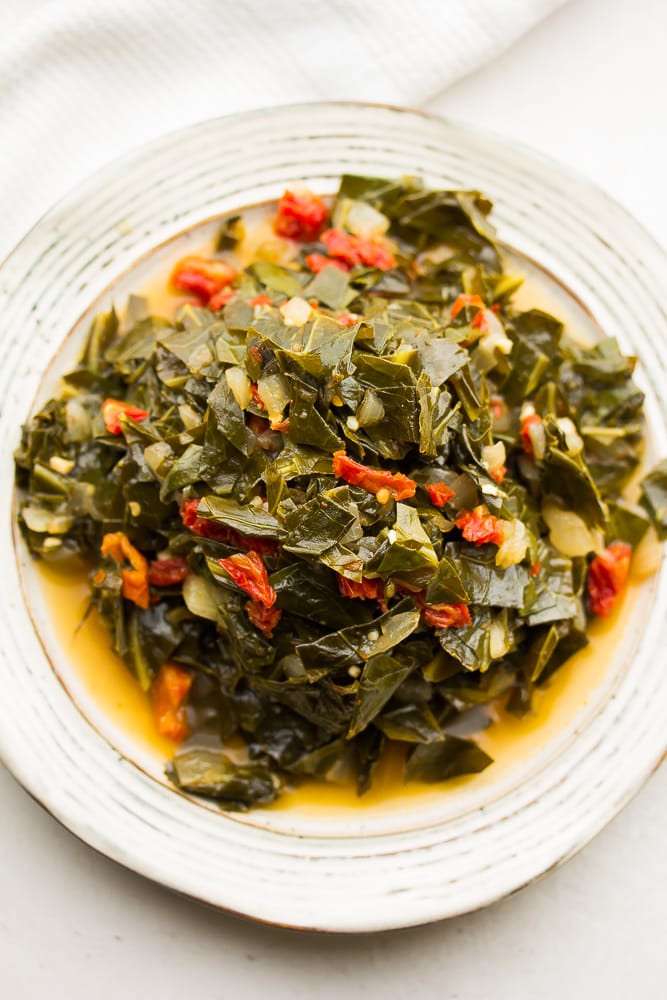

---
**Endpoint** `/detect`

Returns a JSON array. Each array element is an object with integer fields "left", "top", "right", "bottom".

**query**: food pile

[{"left": 16, "top": 176, "right": 667, "bottom": 809}]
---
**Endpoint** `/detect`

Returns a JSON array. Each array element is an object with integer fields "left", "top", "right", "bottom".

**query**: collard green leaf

[
  {"left": 405, "top": 737, "right": 493, "bottom": 783},
  {"left": 196, "top": 495, "right": 281, "bottom": 539},
  {"left": 437, "top": 607, "right": 512, "bottom": 672},
  {"left": 167, "top": 749, "right": 277, "bottom": 810},
  {"left": 375, "top": 704, "right": 443, "bottom": 743},
  {"left": 639, "top": 459, "right": 667, "bottom": 539},
  {"left": 348, "top": 654, "right": 414, "bottom": 737},
  {"left": 296, "top": 600, "right": 420, "bottom": 672}
]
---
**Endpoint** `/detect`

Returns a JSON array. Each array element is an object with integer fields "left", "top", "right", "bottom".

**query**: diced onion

[
  {"left": 474, "top": 315, "right": 513, "bottom": 372},
  {"left": 556, "top": 416, "right": 584, "bottom": 455},
  {"left": 489, "top": 618, "right": 511, "bottom": 659},
  {"left": 495, "top": 519, "right": 529, "bottom": 568},
  {"left": 182, "top": 574, "right": 220, "bottom": 622},
  {"left": 542, "top": 500, "right": 596, "bottom": 556},
  {"left": 49, "top": 455, "right": 75, "bottom": 475},
  {"left": 279, "top": 296, "right": 312, "bottom": 326},
  {"left": 482, "top": 441, "right": 506, "bottom": 479},
  {"left": 528, "top": 420, "right": 547, "bottom": 461},
  {"left": 22, "top": 505, "right": 73, "bottom": 534},
  {"left": 257, "top": 373, "right": 290, "bottom": 424},
  {"left": 225, "top": 366, "right": 252, "bottom": 410},
  {"left": 334, "top": 198, "right": 389, "bottom": 237},
  {"left": 64, "top": 399, "right": 92, "bottom": 442}
]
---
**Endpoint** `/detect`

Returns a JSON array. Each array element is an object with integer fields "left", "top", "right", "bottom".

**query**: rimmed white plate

[{"left": 1, "top": 103, "right": 665, "bottom": 932}]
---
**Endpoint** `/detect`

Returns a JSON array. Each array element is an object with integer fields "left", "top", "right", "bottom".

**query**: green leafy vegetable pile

[{"left": 15, "top": 175, "right": 666, "bottom": 810}]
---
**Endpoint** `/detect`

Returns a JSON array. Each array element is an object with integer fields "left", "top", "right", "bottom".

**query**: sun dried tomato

[
  {"left": 101, "top": 398, "right": 149, "bottom": 435},
  {"left": 586, "top": 541, "right": 632, "bottom": 618},
  {"left": 421, "top": 602, "right": 472, "bottom": 629},
  {"left": 332, "top": 451, "right": 416, "bottom": 501},
  {"left": 148, "top": 557, "right": 189, "bottom": 587},
  {"left": 454, "top": 505, "right": 505, "bottom": 546},
  {"left": 450, "top": 293, "right": 485, "bottom": 319},
  {"left": 304, "top": 252, "right": 350, "bottom": 274},
  {"left": 218, "top": 551, "right": 276, "bottom": 608},
  {"left": 179, "top": 499, "right": 279, "bottom": 556},
  {"left": 100, "top": 531, "right": 150, "bottom": 609},
  {"left": 425, "top": 482, "right": 456, "bottom": 508},
  {"left": 471, "top": 309, "right": 490, "bottom": 332},
  {"left": 490, "top": 465, "right": 507, "bottom": 485},
  {"left": 151, "top": 663, "right": 192, "bottom": 742},
  {"left": 274, "top": 189, "right": 329, "bottom": 241},
  {"left": 320, "top": 228, "right": 395, "bottom": 270},
  {"left": 249, "top": 294, "right": 273, "bottom": 307},
  {"left": 337, "top": 575, "right": 387, "bottom": 611},
  {"left": 529, "top": 560, "right": 542, "bottom": 578},
  {"left": 245, "top": 600, "right": 283, "bottom": 635},
  {"left": 520, "top": 412, "right": 543, "bottom": 459},
  {"left": 171, "top": 256, "right": 236, "bottom": 303}
]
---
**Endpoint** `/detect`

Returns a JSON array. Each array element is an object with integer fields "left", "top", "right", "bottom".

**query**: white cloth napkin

[{"left": 0, "top": 0, "right": 566, "bottom": 259}]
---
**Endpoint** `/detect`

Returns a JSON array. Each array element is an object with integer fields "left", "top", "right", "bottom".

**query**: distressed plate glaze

[{"left": 1, "top": 104, "right": 666, "bottom": 932}]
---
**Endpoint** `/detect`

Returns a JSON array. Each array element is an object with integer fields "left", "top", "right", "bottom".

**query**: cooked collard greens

[{"left": 15, "top": 176, "right": 664, "bottom": 810}]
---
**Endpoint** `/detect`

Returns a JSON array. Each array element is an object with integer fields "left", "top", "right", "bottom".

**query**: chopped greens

[{"left": 15, "top": 176, "right": 664, "bottom": 811}]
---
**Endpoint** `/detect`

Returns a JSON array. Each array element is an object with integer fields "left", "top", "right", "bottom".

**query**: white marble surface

[{"left": 2, "top": 0, "right": 666, "bottom": 995}]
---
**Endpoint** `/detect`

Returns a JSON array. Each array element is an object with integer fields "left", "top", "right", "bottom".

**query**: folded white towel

[{"left": 0, "top": 0, "right": 566, "bottom": 258}]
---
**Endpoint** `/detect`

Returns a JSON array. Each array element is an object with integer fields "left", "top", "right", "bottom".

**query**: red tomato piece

[
  {"left": 337, "top": 575, "right": 386, "bottom": 611},
  {"left": 249, "top": 294, "right": 273, "bottom": 307},
  {"left": 529, "top": 560, "right": 542, "bottom": 578},
  {"left": 332, "top": 451, "right": 416, "bottom": 501},
  {"left": 320, "top": 228, "right": 395, "bottom": 271},
  {"left": 218, "top": 551, "right": 276, "bottom": 608},
  {"left": 179, "top": 499, "right": 279, "bottom": 556},
  {"left": 304, "top": 252, "right": 350, "bottom": 274},
  {"left": 520, "top": 412, "right": 543, "bottom": 459},
  {"left": 586, "top": 541, "right": 632, "bottom": 617},
  {"left": 454, "top": 505, "right": 505, "bottom": 546},
  {"left": 450, "top": 293, "right": 485, "bottom": 319},
  {"left": 100, "top": 531, "right": 150, "bottom": 609},
  {"left": 471, "top": 309, "right": 490, "bottom": 332},
  {"left": 171, "top": 256, "right": 236, "bottom": 303},
  {"left": 151, "top": 663, "right": 192, "bottom": 742},
  {"left": 245, "top": 600, "right": 283, "bottom": 635},
  {"left": 274, "top": 189, "right": 329, "bottom": 241},
  {"left": 148, "top": 557, "right": 189, "bottom": 587},
  {"left": 425, "top": 482, "right": 456, "bottom": 508},
  {"left": 101, "top": 398, "right": 149, "bottom": 435},
  {"left": 490, "top": 465, "right": 507, "bottom": 485},
  {"left": 421, "top": 602, "right": 472, "bottom": 629}
]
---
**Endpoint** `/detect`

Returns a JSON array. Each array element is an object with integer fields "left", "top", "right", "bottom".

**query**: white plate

[{"left": 1, "top": 103, "right": 666, "bottom": 931}]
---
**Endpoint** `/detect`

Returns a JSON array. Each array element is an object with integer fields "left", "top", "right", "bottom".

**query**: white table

[{"left": 2, "top": 0, "right": 666, "bottom": 995}]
